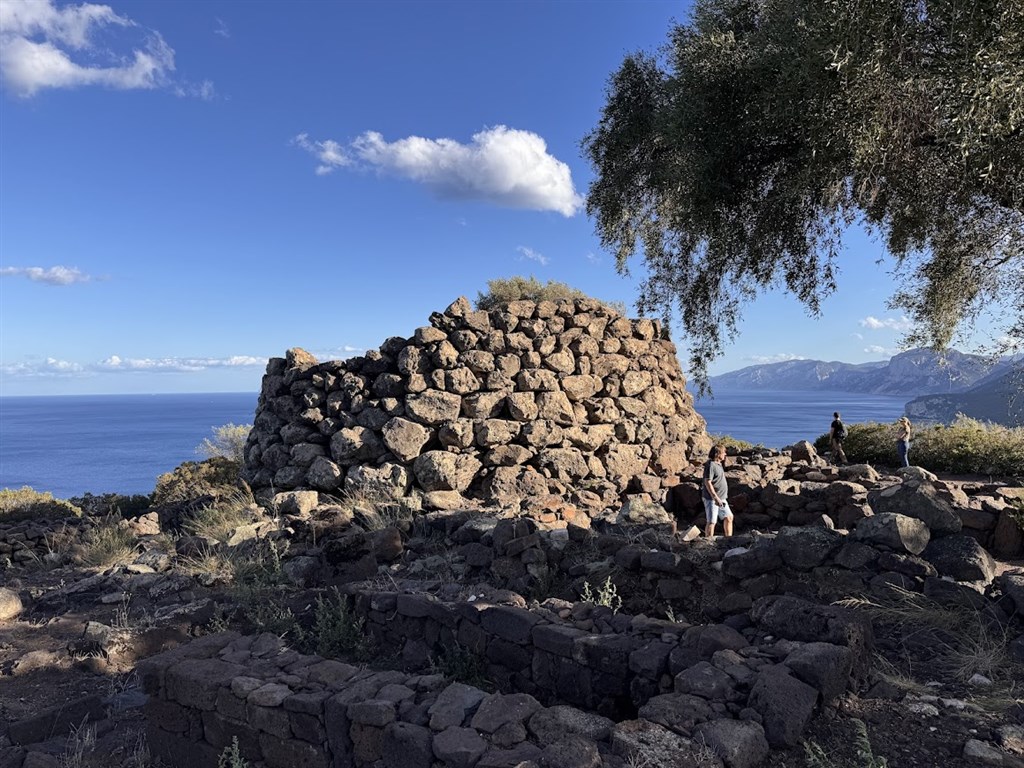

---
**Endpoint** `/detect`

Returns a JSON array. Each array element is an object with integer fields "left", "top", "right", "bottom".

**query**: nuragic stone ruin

[{"left": 241, "top": 296, "right": 712, "bottom": 516}]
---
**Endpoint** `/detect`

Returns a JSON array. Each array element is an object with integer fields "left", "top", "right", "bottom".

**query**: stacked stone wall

[
  {"left": 138, "top": 606, "right": 863, "bottom": 768},
  {"left": 241, "top": 297, "right": 710, "bottom": 514}
]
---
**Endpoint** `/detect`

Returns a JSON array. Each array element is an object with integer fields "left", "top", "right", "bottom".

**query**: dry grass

[
  {"left": 324, "top": 486, "right": 410, "bottom": 531},
  {"left": 182, "top": 488, "right": 261, "bottom": 543},
  {"left": 837, "top": 586, "right": 1021, "bottom": 685},
  {"left": 76, "top": 516, "right": 138, "bottom": 568}
]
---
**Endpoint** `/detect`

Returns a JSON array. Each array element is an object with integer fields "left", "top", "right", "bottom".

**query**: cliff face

[
  {"left": 712, "top": 349, "right": 1010, "bottom": 396},
  {"left": 905, "top": 369, "right": 1024, "bottom": 426},
  {"left": 241, "top": 297, "right": 710, "bottom": 513}
]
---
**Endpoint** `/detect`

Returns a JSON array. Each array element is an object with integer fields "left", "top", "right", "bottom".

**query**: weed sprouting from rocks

[
  {"left": 309, "top": 587, "right": 375, "bottom": 661},
  {"left": 217, "top": 737, "right": 249, "bottom": 768},
  {"left": 580, "top": 576, "right": 623, "bottom": 613},
  {"left": 429, "top": 642, "right": 493, "bottom": 691}
]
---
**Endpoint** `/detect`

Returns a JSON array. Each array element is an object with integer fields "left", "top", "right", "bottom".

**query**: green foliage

[
  {"left": 152, "top": 457, "right": 242, "bottom": 507},
  {"left": 581, "top": 576, "right": 623, "bottom": 613},
  {"left": 218, "top": 737, "right": 249, "bottom": 768},
  {"left": 583, "top": 0, "right": 1024, "bottom": 391},
  {"left": 475, "top": 275, "right": 627, "bottom": 315},
  {"left": 0, "top": 487, "right": 82, "bottom": 522},
  {"left": 812, "top": 416, "right": 1024, "bottom": 475},
  {"left": 475, "top": 275, "right": 588, "bottom": 310},
  {"left": 429, "top": 642, "right": 493, "bottom": 690},
  {"left": 196, "top": 423, "right": 252, "bottom": 464},
  {"left": 309, "top": 587, "right": 375, "bottom": 661},
  {"left": 709, "top": 433, "right": 760, "bottom": 452}
]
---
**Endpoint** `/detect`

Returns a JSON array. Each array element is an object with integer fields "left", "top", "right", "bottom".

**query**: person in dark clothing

[
  {"left": 702, "top": 445, "right": 733, "bottom": 538},
  {"left": 830, "top": 411, "right": 848, "bottom": 466}
]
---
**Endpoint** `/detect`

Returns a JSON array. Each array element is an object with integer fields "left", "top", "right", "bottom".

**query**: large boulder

[
  {"left": 775, "top": 526, "right": 845, "bottom": 570},
  {"left": 923, "top": 535, "right": 997, "bottom": 584},
  {"left": 0, "top": 588, "right": 23, "bottom": 620},
  {"left": 412, "top": 451, "right": 481, "bottom": 493},
  {"left": 747, "top": 666, "right": 818, "bottom": 747},
  {"left": 868, "top": 480, "right": 962, "bottom": 536},
  {"left": 852, "top": 513, "right": 930, "bottom": 555},
  {"left": 751, "top": 596, "right": 873, "bottom": 676}
]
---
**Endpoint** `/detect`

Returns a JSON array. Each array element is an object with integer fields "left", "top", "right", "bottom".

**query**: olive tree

[{"left": 583, "top": 0, "right": 1023, "bottom": 390}]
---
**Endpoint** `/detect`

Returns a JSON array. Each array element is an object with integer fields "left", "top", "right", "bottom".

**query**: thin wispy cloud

[
  {"left": 859, "top": 315, "right": 913, "bottom": 332},
  {"left": 1, "top": 265, "right": 94, "bottom": 285},
  {"left": 1, "top": 354, "right": 265, "bottom": 378},
  {"left": 292, "top": 133, "right": 350, "bottom": 175},
  {"left": 213, "top": 17, "right": 230, "bottom": 38},
  {"left": 585, "top": 252, "right": 601, "bottom": 265},
  {"left": 745, "top": 353, "right": 805, "bottom": 364},
  {"left": 174, "top": 79, "right": 215, "bottom": 101},
  {"left": 0, "top": 0, "right": 211, "bottom": 98},
  {"left": 864, "top": 345, "right": 899, "bottom": 356},
  {"left": 293, "top": 125, "right": 583, "bottom": 216},
  {"left": 517, "top": 246, "right": 549, "bottom": 266}
]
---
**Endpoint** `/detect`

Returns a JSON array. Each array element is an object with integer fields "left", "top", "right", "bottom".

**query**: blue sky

[{"left": 1, "top": 0, "right": 924, "bottom": 397}]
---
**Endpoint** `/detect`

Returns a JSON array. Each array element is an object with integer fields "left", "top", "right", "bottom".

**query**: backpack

[{"left": 836, "top": 422, "right": 848, "bottom": 440}]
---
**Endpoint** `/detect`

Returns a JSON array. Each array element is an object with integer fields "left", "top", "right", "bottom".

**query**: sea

[{"left": 0, "top": 390, "right": 910, "bottom": 499}]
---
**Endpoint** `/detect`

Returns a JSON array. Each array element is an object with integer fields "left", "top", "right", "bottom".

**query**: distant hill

[
  {"left": 906, "top": 368, "right": 1024, "bottom": 426},
  {"left": 710, "top": 348, "right": 1012, "bottom": 397}
]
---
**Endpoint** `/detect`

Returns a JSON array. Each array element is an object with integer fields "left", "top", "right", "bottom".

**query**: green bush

[
  {"left": 0, "top": 487, "right": 82, "bottom": 522},
  {"left": 152, "top": 457, "right": 242, "bottom": 506},
  {"left": 813, "top": 416, "right": 1024, "bottom": 476},
  {"left": 475, "top": 276, "right": 627, "bottom": 315},
  {"left": 196, "top": 423, "right": 252, "bottom": 464}
]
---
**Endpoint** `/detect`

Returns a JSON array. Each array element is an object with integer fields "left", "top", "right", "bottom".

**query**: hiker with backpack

[{"left": 830, "top": 411, "right": 848, "bottom": 465}]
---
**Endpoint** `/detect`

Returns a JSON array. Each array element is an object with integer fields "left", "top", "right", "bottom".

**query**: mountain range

[{"left": 710, "top": 349, "right": 1021, "bottom": 426}]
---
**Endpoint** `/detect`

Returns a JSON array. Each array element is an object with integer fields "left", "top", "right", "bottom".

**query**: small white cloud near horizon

[
  {"left": 293, "top": 125, "right": 583, "bottom": 216},
  {"left": 1, "top": 354, "right": 266, "bottom": 378},
  {"left": 1, "top": 265, "right": 94, "bottom": 285},
  {"left": 745, "top": 353, "right": 805, "bottom": 364},
  {"left": 864, "top": 345, "right": 900, "bottom": 356},
  {"left": 517, "top": 246, "right": 549, "bottom": 267},
  {"left": 859, "top": 315, "right": 913, "bottom": 332},
  {"left": 0, "top": 0, "right": 211, "bottom": 98}
]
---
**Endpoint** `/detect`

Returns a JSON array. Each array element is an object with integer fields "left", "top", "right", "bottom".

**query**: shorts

[{"left": 703, "top": 497, "right": 733, "bottom": 525}]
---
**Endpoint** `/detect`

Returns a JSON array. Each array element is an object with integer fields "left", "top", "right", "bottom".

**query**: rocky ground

[{"left": 1, "top": 468, "right": 1023, "bottom": 768}]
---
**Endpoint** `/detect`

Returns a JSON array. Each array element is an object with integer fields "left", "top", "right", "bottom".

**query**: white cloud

[
  {"left": 174, "top": 78, "right": 215, "bottom": 100},
  {"left": 0, "top": 0, "right": 209, "bottom": 98},
  {"left": 213, "top": 17, "right": 230, "bottom": 38},
  {"left": 1, "top": 354, "right": 265, "bottom": 378},
  {"left": 294, "top": 125, "right": 583, "bottom": 216},
  {"left": 745, "top": 353, "right": 805, "bottom": 364},
  {"left": 864, "top": 345, "right": 899, "bottom": 356},
  {"left": 293, "top": 133, "right": 350, "bottom": 175},
  {"left": 851, "top": 332, "right": 864, "bottom": 340},
  {"left": 585, "top": 252, "right": 601, "bottom": 265},
  {"left": 859, "top": 315, "right": 913, "bottom": 332},
  {"left": 98, "top": 355, "right": 264, "bottom": 372},
  {"left": 517, "top": 245, "right": 549, "bottom": 266},
  {"left": 0, "top": 357, "right": 85, "bottom": 377},
  {"left": 1, "top": 265, "right": 93, "bottom": 284}
]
